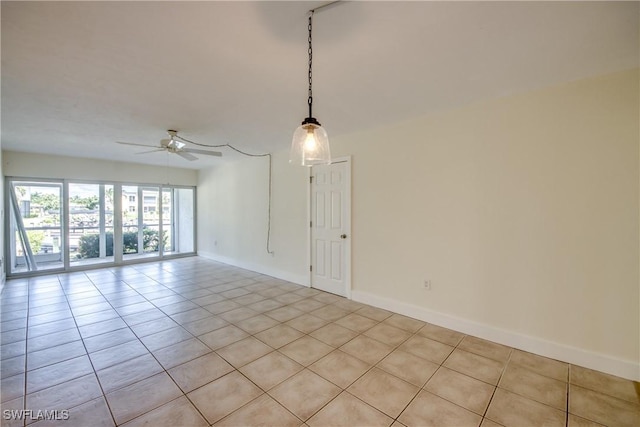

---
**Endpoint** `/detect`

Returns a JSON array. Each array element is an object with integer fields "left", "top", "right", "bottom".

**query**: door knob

[{"left": 340, "top": 234, "right": 347, "bottom": 239}]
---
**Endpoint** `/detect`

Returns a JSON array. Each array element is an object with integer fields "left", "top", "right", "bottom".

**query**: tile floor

[{"left": 1, "top": 257, "right": 638, "bottom": 427}]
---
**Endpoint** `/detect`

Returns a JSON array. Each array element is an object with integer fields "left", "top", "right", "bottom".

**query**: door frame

[{"left": 308, "top": 156, "right": 352, "bottom": 299}]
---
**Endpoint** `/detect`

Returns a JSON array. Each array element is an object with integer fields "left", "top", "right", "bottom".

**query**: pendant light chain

[{"left": 307, "top": 12, "right": 314, "bottom": 119}]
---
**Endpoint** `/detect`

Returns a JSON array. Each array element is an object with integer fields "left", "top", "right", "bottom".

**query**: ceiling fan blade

[
  {"left": 183, "top": 148, "right": 223, "bottom": 157},
  {"left": 136, "top": 148, "right": 166, "bottom": 155},
  {"left": 116, "top": 141, "right": 159, "bottom": 149},
  {"left": 177, "top": 151, "right": 198, "bottom": 161}
]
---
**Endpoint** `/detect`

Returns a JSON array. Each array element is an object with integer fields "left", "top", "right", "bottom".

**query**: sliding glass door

[
  {"left": 69, "top": 183, "right": 114, "bottom": 267},
  {"left": 8, "top": 180, "right": 64, "bottom": 273},
  {"left": 6, "top": 178, "right": 196, "bottom": 276},
  {"left": 122, "top": 186, "right": 162, "bottom": 260}
]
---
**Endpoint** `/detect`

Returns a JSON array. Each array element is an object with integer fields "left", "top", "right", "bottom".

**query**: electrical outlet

[{"left": 424, "top": 279, "right": 431, "bottom": 290}]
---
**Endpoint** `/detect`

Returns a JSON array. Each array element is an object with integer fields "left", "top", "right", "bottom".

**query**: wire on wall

[{"left": 175, "top": 135, "right": 275, "bottom": 256}]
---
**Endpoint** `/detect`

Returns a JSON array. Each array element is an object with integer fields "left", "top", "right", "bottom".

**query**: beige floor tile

[
  {"left": 1, "top": 374, "right": 24, "bottom": 403},
  {"left": 198, "top": 325, "right": 249, "bottom": 350},
  {"left": 96, "top": 353, "right": 163, "bottom": 393},
  {"left": 220, "top": 288, "right": 251, "bottom": 299},
  {"left": 219, "top": 307, "right": 260, "bottom": 323},
  {"left": 152, "top": 337, "right": 211, "bottom": 369},
  {"left": 310, "top": 305, "right": 350, "bottom": 322},
  {"left": 27, "top": 340, "right": 87, "bottom": 371},
  {"left": 235, "top": 314, "right": 280, "bottom": 334},
  {"left": 121, "top": 396, "right": 208, "bottom": 427},
  {"left": 265, "top": 306, "right": 306, "bottom": 322},
  {"left": 1, "top": 396, "right": 24, "bottom": 427},
  {"left": 216, "top": 336, "right": 273, "bottom": 368},
  {"left": 309, "top": 323, "right": 358, "bottom": 347},
  {"left": 425, "top": 367, "right": 495, "bottom": 415},
  {"left": 417, "top": 323, "right": 465, "bottom": 346},
  {"left": 382, "top": 314, "right": 425, "bottom": 333},
  {"left": 106, "top": 372, "right": 182, "bottom": 425},
  {"left": 486, "top": 389, "right": 565, "bottom": 427},
  {"left": 348, "top": 368, "right": 419, "bottom": 418},
  {"left": 203, "top": 300, "right": 241, "bottom": 315},
  {"left": 444, "top": 349, "right": 505, "bottom": 385},
  {"left": 188, "top": 371, "right": 263, "bottom": 424},
  {"left": 509, "top": 349, "right": 568, "bottom": 382},
  {"left": 33, "top": 397, "right": 115, "bottom": 427},
  {"left": 335, "top": 313, "right": 378, "bottom": 333},
  {"left": 332, "top": 299, "right": 365, "bottom": 313},
  {"left": 139, "top": 326, "right": 193, "bottom": 352},
  {"left": 255, "top": 325, "right": 305, "bottom": 348},
  {"left": 82, "top": 328, "right": 136, "bottom": 353},
  {"left": 230, "top": 293, "right": 266, "bottom": 306},
  {"left": 458, "top": 336, "right": 512, "bottom": 363},
  {"left": 570, "top": 365, "right": 640, "bottom": 404},
  {"left": 269, "top": 369, "right": 341, "bottom": 421},
  {"left": 28, "top": 328, "right": 82, "bottom": 353},
  {"left": 313, "top": 293, "right": 345, "bottom": 305},
  {"left": 170, "top": 307, "right": 212, "bottom": 325},
  {"left": 128, "top": 316, "right": 177, "bottom": 336},
  {"left": 215, "top": 393, "right": 302, "bottom": 427},
  {"left": 182, "top": 316, "right": 228, "bottom": 336},
  {"left": 340, "top": 335, "right": 393, "bottom": 365},
  {"left": 364, "top": 323, "right": 412, "bottom": 347},
  {"left": 398, "top": 390, "right": 482, "bottom": 427},
  {"left": 1, "top": 341, "right": 26, "bottom": 360},
  {"left": 309, "top": 350, "right": 371, "bottom": 389},
  {"left": 89, "top": 340, "right": 148, "bottom": 371},
  {"left": 398, "top": 335, "right": 454, "bottom": 364},
  {"left": 307, "top": 391, "right": 393, "bottom": 427},
  {"left": 168, "top": 352, "right": 234, "bottom": 393},
  {"left": 377, "top": 349, "right": 439, "bottom": 387},
  {"left": 286, "top": 314, "right": 329, "bottom": 334},
  {"left": 499, "top": 364, "right": 567, "bottom": 410},
  {"left": 280, "top": 336, "right": 334, "bottom": 366},
  {"left": 247, "top": 298, "right": 284, "bottom": 313},
  {"left": 355, "top": 306, "right": 393, "bottom": 322},
  {"left": 274, "top": 293, "right": 308, "bottom": 305},
  {"left": 289, "top": 298, "right": 326, "bottom": 313},
  {"left": 26, "top": 355, "right": 94, "bottom": 394},
  {"left": 569, "top": 384, "right": 640, "bottom": 427},
  {"left": 480, "top": 418, "right": 503, "bottom": 427},
  {"left": 258, "top": 288, "right": 289, "bottom": 299},
  {"left": 567, "top": 414, "right": 605, "bottom": 427},
  {"left": 26, "top": 372, "right": 101, "bottom": 411},
  {"left": 1, "top": 355, "right": 25, "bottom": 379},
  {"left": 240, "top": 351, "right": 303, "bottom": 390}
]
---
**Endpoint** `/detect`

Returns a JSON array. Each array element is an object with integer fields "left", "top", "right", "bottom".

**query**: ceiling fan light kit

[
  {"left": 116, "top": 130, "right": 222, "bottom": 161},
  {"left": 290, "top": 8, "right": 332, "bottom": 167}
]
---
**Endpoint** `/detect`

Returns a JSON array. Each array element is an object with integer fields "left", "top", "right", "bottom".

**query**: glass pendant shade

[{"left": 290, "top": 121, "right": 331, "bottom": 167}]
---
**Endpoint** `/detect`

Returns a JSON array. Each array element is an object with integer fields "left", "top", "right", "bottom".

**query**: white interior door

[{"left": 310, "top": 158, "right": 351, "bottom": 297}]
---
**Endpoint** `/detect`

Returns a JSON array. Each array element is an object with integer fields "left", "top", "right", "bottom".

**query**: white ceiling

[{"left": 2, "top": 1, "right": 638, "bottom": 169}]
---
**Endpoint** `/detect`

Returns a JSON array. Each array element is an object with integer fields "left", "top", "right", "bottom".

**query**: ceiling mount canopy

[{"left": 290, "top": 4, "right": 336, "bottom": 167}]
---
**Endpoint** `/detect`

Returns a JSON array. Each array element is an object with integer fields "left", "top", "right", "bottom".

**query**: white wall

[
  {"left": 198, "top": 69, "right": 639, "bottom": 380},
  {"left": 2, "top": 151, "right": 197, "bottom": 186},
  {"left": 197, "top": 150, "right": 309, "bottom": 284},
  {"left": 0, "top": 145, "right": 5, "bottom": 288},
  {"left": 334, "top": 68, "right": 639, "bottom": 379}
]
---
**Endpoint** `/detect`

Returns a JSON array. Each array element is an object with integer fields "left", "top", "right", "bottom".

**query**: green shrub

[{"left": 77, "top": 228, "right": 166, "bottom": 259}]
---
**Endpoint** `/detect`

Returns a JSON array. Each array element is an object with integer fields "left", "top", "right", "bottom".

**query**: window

[{"left": 6, "top": 179, "right": 196, "bottom": 276}]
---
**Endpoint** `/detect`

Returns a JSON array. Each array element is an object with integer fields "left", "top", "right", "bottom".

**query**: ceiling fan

[{"left": 117, "top": 130, "right": 222, "bottom": 161}]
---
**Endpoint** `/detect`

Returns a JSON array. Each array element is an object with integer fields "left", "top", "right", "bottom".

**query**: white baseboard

[
  {"left": 352, "top": 290, "right": 640, "bottom": 382},
  {"left": 197, "top": 251, "right": 309, "bottom": 287}
]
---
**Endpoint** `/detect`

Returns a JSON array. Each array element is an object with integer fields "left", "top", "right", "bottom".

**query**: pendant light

[{"left": 290, "top": 10, "right": 331, "bottom": 166}]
